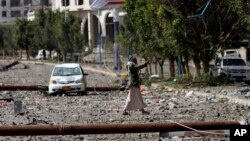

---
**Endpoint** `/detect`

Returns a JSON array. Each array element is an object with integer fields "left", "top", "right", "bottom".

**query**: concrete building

[
  {"left": 51, "top": 0, "right": 125, "bottom": 48},
  {"left": 1, "top": 0, "right": 125, "bottom": 67},
  {"left": 51, "top": 0, "right": 125, "bottom": 68},
  {"left": 1, "top": 0, "right": 125, "bottom": 48},
  {"left": 0, "top": 0, "right": 52, "bottom": 24}
]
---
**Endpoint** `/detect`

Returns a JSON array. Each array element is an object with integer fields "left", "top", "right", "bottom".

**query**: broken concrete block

[
  {"left": 206, "top": 94, "right": 216, "bottom": 100},
  {"left": 14, "top": 100, "right": 23, "bottom": 115},
  {"left": 245, "top": 91, "right": 250, "bottom": 98},
  {"left": 185, "top": 91, "right": 194, "bottom": 97}
]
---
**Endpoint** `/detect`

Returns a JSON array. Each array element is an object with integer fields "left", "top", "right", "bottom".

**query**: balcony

[
  {"left": 89, "top": 0, "right": 125, "bottom": 10},
  {"left": 52, "top": 0, "right": 124, "bottom": 12}
]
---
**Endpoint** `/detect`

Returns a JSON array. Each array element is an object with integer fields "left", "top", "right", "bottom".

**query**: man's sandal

[{"left": 122, "top": 111, "right": 129, "bottom": 115}]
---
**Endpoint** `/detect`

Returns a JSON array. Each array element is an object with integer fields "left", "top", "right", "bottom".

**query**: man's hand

[
  {"left": 125, "top": 87, "right": 129, "bottom": 90},
  {"left": 119, "top": 85, "right": 126, "bottom": 91}
]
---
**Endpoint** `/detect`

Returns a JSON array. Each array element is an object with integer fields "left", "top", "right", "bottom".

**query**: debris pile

[{"left": 0, "top": 61, "right": 29, "bottom": 71}]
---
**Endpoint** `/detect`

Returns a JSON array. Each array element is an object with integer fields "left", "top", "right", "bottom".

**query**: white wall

[
  {"left": 52, "top": 0, "right": 90, "bottom": 12},
  {"left": 0, "top": 0, "right": 52, "bottom": 24}
]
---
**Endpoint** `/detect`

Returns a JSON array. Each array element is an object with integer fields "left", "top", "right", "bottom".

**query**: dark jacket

[{"left": 126, "top": 61, "right": 147, "bottom": 88}]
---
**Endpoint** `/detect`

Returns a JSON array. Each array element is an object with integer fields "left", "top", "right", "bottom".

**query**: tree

[
  {"left": 0, "top": 25, "right": 4, "bottom": 59},
  {"left": 168, "top": 0, "right": 250, "bottom": 75},
  {"left": 122, "top": 0, "right": 249, "bottom": 81},
  {"left": 15, "top": 19, "right": 37, "bottom": 60},
  {"left": 27, "top": 9, "right": 85, "bottom": 62},
  {"left": 122, "top": 0, "right": 176, "bottom": 78}
]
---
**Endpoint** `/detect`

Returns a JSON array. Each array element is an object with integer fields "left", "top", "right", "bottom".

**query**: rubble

[
  {"left": 206, "top": 94, "right": 216, "bottom": 101},
  {"left": 0, "top": 61, "right": 249, "bottom": 140},
  {"left": 185, "top": 91, "right": 194, "bottom": 97},
  {"left": 0, "top": 61, "right": 29, "bottom": 71}
]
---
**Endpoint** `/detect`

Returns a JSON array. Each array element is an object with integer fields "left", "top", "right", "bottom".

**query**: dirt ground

[{"left": 0, "top": 60, "right": 249, "bottom": 141}]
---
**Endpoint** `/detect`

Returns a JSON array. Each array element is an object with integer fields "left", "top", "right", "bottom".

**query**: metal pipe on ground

[
  {"left": 0, "top": 85, "right": 122, "bottom": 91},
  {"left": 0, "top": 61, "right": 19, "bottom": 71},
  {"left": 4, "top": 61, "right": 20, "bottom": 69},
  {"left": 86, "top": 86, "right": 121, "bottom": 91},
  {"left": 0, "top": 61, "right": 29, "bottom": 71},
  {"left": 0, "top": 85, "right": 48, "bottom": 91},
  {"left": 0, "top": 121, "right": 239, "bottom": 136}
]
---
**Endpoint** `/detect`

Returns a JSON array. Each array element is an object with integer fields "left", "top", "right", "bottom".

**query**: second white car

[{"left": 48, "top": 63, "right": 88, "bottom": 95}]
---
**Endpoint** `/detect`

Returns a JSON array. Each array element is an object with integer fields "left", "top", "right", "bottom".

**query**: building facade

[
  {"left": 0, "top": 0, "right": 51, "bottom": 24},
  {"left": 52, "top": 0, "right": 125, "bottom": 68},
  {"left": 51, "top": 0, "right": 125, "bottom": 49}
]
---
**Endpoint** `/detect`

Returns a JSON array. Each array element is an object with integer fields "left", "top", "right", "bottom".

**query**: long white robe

[{"left": 124, "top": 87, "right": 147, "bottom": 111}]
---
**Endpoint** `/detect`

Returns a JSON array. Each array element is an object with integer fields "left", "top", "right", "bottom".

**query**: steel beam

[
  {"left": 0, "top": 121, "right": 239, "bottom": 136},
  {"left": 4, "top": 61, "right": 20, "bottom": 69},
  {"left": 0, "top": 85, "right": 47, "bottom": 91},
  {"left": 86, "top": 86, "right": 121, "bottom": 91},
  {"left": 0, "top": 85, "right": 122, "bottom": 91}
]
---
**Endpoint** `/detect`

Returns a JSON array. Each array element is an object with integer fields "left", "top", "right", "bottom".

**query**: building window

[
  {"left": 1, "top": 0, "right": 6, "bottom": 6},
  {"left": 62, "top": 0, "right": 69, "bottom": 6},
  {"left": 78, "top": 0, "right": 83, "bottom": 5},
  {"left": 24, "top": 0, "right": 31, "bottom": 6},
  {"left": 247, "top": 48, "right": 250, "bottom": 62},
  {"left": 41, "top": 0, "right": 50, "bottom": 6},
  {"left": 10, "top": 0, "right": 20, "bottom": 7},
  {"left": 45, "top": 0, "right": 50, "bottom": 6},
  {"left": 24, "top": 10, "right": 28, "bottom": 16},
  {"left": 11, "top": 10, "right": 21, "bottom": 17},
  {"left": 2, "top": 11, "right": 7, "bottom": 17}
]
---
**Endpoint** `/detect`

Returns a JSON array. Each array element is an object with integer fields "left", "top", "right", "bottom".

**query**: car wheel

[
  {"left": 78, "top": 91, "right": 87, "bottom": 95},
  {"left": 245, "top": 81, "right": 250, "bottom": 85},
  {"left": 46, "top": 92, "right": 57, "bottom": 96}
]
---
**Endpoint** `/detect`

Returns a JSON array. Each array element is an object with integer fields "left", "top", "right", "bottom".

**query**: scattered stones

[
  {"left": 168, "top": 102, "right": 176, "bottom": 110},
  {"left": 245, "top": 91, "right": 250, "bottom": 98},
  {"left": 206, "top": 94, "right": 216, "bottom": 101},
  {"left": 185, "top": 91, "right": 194, "bottom": 97},
  {"left": 0, "top": 62, "right": 249, "bottom": 140},
  {"left": 219, "top": 89, "right": 228, "bottom": 95},
  {"left": 150, "top": 83, "right": 160, "bottom": 90}
]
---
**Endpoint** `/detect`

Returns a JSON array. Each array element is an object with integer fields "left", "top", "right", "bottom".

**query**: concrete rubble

[
  {"left": 0, "top": 61, "right": 29, "bottom": 71},
  {"left": 0, "top": 61, "right": 249, "bottom": 140}
]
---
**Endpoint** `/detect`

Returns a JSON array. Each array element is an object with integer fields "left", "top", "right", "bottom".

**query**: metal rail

[
  {"left": 0, "top": 85, "right": 47, "bottom": 91},
  {"left": 0, "top": 85, "right": 122, "bottom": 91},
  {"left": 0, "top": 61, "right": 29, "bottom": 71},
  {"left": 86, "top": 86, "right": 121, "bottom": 91},
  {"left": 0, "top": 121, "right": 239, "bottom": 136}
]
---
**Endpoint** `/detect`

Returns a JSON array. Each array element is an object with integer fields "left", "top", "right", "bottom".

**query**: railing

[{"left": 0, "top": 121, "right": 239, "bottom": 136}]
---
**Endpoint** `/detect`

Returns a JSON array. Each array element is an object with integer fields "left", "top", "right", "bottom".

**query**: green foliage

[
  {"left": 192, "top": 73, "right": 234, "bottom": 86},
  {"left": 0, "top": 25, "right": 4, "bottom": 47},
  {"left": 122, "top": 0, "right": 176, "bottom": 62},
  {"left": 122, "top": 0, "right": 249, "bottom": 82},
  {"left": 0, "top": 25, "right": 17, "bottom": 54},
  {"left": 140, "top": 73, "right": 152, "bottom": 87},
  {"left": 15, "top": 19, "right": 37, "bottom": 59},
  {"left": 13, "top": 9, "right": 85, "bottom": 60},
  {"left": 208, "top": 73, "right": 235, "bottom": 86}
]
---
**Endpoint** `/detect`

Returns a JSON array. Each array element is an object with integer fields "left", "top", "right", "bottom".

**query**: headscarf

[
  {"left": 128, "top": 54, "right": 134, "bottom": 61},
  {"left": 128, "top": 54, "right": 137, "bottom": 64}
]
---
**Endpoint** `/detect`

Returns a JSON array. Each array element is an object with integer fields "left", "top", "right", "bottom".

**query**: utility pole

[
  {"left": 41, "top": 0, "right": 44, "bottom": 10},
  {"left": 113, "top": 8, "right": 121, "bottom": 70},
  {"left": 64, "top": 0, "right": 66, "bottom": 21},
  {"left": 98, "top": 9, "right": 103, "bottom": 65}
]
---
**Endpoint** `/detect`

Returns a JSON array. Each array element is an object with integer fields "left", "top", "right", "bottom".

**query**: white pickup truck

[{"left": 210, "top": 56, "right": 250, "bottom": 82}]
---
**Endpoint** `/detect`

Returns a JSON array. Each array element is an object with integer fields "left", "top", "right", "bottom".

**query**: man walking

[{"left": 123, "top": 55, "right": 150, "bottom": 115}]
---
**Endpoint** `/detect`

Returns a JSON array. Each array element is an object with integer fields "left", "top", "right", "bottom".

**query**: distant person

[
  {"left": 42, "top": 49, "right": 46, "bottom": 60},
  {"left": 122, "top": 55, "right": 150, "bottom": 115}
]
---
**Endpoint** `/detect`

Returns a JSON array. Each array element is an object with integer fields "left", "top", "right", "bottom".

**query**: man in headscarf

[{"left": 123, "top": 55, "right": 149, "bottom": 115}]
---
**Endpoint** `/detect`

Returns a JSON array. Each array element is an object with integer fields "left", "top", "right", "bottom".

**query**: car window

[
  {"left": 223, "top": 59, "right": 246, "bottom": 66},
  {"left": 52, "top": 67, "right": 82, "bottom": 76},
  {"left": 80, "top": 66, "right": 85, "bottom": 74}
]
